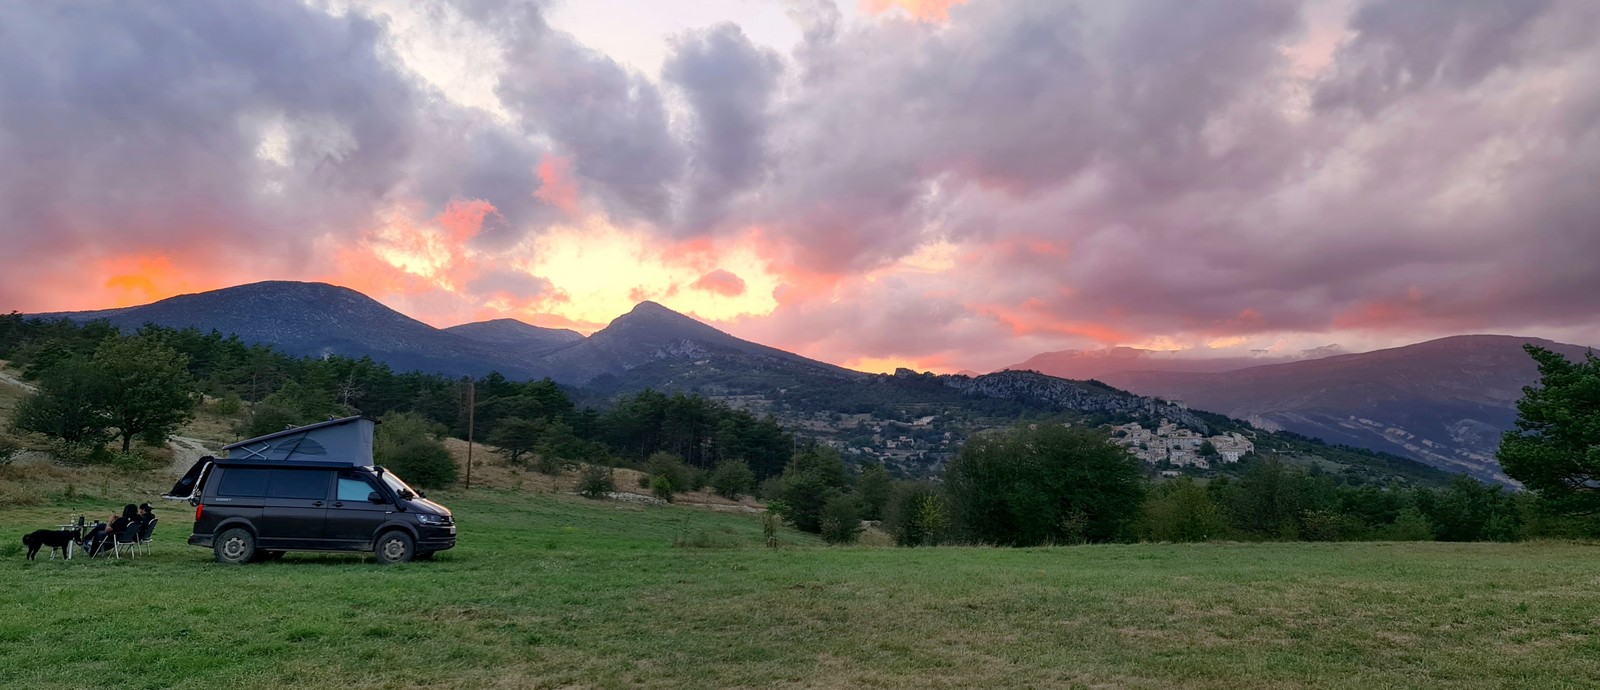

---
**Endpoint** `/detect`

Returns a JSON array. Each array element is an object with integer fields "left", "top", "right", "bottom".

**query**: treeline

[
  {"left": 776, "top": 424, "right": 1594, "bottom": 546},
  {"left": 0, "top": 315, "right": 793, "bottom": 486}
]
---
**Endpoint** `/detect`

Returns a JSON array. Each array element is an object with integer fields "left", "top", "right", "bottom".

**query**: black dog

[{"left": 22, "top": 528, "right": 82, "bottom": 561}]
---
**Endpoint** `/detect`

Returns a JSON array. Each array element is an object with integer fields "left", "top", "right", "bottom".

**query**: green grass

[{"left": 4, "top": 486, "right": 1600, "bottom": 689}]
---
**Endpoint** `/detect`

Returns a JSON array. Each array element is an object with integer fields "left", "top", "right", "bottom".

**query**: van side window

[
  {"left": 269, "top": 469, "right": 329, "bottom": 500},
  {"left": 338, "top": 476, "right": 380, "bottom": 502},
  {"left": 216, "top": 468, "right": 269, "bottom": 497}
]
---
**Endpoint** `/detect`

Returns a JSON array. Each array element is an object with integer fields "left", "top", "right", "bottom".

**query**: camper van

[{"left": 166, "top": 417, "right": 456, "bottom": 564}]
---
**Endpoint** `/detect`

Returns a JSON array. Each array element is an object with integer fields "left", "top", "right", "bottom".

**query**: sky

[{"left": 1, "top": 0, "right": 1598, "bottom": 374}]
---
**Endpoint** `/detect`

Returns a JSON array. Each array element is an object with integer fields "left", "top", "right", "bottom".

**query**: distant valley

[{"left": 1010, "top": 336, "right": 1597, "bottom": 482}]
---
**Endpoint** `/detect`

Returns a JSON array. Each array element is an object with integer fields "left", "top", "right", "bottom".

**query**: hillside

[
  {"left": 1007, "top": 344, "right": 1345, "bottom": 380},
  {"left": 444, "top": 318, "right": 583, "bottom": 353},
  {"left": 18, "top": 281, "right": 1460, "bottom": 486},
  {"left": 35, "top": 281, "right": 555, "bottom": 380},
  {"left": 1102, "top": 335, "right": 1597, "bottom": 482}
]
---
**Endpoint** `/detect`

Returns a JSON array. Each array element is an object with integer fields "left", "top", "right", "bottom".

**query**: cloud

[
  {"left": 664, "top": 23, "right": 783, "bottom": 235},
  {"left": 690, "top": 269, "right": 748, "bottom": 297},
  {"left": 3, "top": 0, "right": 1600, "bottom": 371}
]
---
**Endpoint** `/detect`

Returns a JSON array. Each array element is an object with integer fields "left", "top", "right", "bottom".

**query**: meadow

[{"left": 5, "top": 470, "right": 1600, "bottom": 690}]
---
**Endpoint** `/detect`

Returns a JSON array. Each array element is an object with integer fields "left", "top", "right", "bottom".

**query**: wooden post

[{"left": 465, "top": 378, "right": 476, "bottom": 490}]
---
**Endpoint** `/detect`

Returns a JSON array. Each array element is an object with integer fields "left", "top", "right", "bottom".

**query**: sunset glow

[{"left": 2, "top": 0, "right": 1598, "bottom": 373}]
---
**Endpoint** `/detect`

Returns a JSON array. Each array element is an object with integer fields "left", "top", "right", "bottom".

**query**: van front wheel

[
  {"left": 374, "top": 531, "right": 414, "bottom": 565},
  {"left": 214, "top": 528, "right": 255, "bottom": 565}
]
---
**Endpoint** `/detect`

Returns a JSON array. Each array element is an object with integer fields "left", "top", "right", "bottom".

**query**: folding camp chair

[
  {"left": 136, "top": 517, "right": 158, "bottom": 556},
  {"left": 95, "top": 524, "right": 140, "bottom": 559}
]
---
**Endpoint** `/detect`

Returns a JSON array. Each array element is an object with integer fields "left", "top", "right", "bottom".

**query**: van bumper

[
  {"left": 417, "top": 526, "right": 456, "bottom": 552},
  {"left": 188, "top": 534, "right": 213, "bottom": 547}
]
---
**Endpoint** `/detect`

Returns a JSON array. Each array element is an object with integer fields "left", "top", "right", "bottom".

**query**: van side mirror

[{"left": 367, "top": 492, "right": 386, "bottom": 504}]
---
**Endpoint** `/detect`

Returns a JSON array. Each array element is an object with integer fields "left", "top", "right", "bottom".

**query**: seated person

[
  {"left": 138, "top": 503, "right": 155, "bottom": 530},
  {"left": 85, "top": 504, "right": 139, "bottom": 556}
]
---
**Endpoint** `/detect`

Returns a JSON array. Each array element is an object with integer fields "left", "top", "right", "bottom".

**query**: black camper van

[{"left": 166, "top": 417, "right": 455, "bottom": 564}]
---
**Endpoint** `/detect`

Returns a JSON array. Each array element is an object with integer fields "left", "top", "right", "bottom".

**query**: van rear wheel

[
  {"left": 374, "top": 531, "right": 414, "bottom": 565},
  {"left": 214, "top": 528, "right": 255, "bottom": 565}
]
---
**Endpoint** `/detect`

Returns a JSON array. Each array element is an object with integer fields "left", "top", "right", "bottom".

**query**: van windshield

[{"left": 377, "top": 469, "right": 419, "bottom": 499}]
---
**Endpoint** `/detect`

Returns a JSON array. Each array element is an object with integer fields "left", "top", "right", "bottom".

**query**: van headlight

[{"left": 417, "top": 514, "right": 448, "bottom": 526}]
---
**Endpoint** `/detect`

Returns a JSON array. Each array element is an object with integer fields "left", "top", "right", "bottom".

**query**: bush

[
  {"left": 1381, "top": 506, "right": 1435, "bottom": 541},
  {"left": 1138, "top": 478, "right": 1227, "bottom": 543},
  {"left": 944, "top": 425, "right": 1145, "bottom": 546},
  {"left": 533, "top": 452, "right": 569, "bottom": 476},
  {"left": 709, "top": 459, "right": 755, "bottom": 500},
  {"left": 0, "top": 435, "right": 20, "bottom": 468},
  {"left": 884, "top": 483, "right": 948, "bottom": 547},
  {"left": 375, "top": 411, "right": 457, "bottom": 489},
  {"left": 576, "top": 464, "right": 615, "bottom": 498},
  {"left": 651, "top": 476, "right": 675, "bottom": 503},
  {"left": 820, "top": 495, "right": 863, "bottom": 545},
  {"left": 646, "top": 452, "right": 692, "bottom": 495}
]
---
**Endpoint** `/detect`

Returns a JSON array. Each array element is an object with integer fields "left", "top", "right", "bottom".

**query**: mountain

[
  {"left": 33, "top": 281, "right": 553, "bottom": 379},
  {"left": 23, "top": 280, "right": 1458, "bottom": 486},
  {"left": 1006, "top": 345, "right": 1343, "bottom": 380},
  {"left": 538, "top": 301, "right": 860, "bottom": 386},
  {"left": 445, "top": 318, "right": 584, "bottom": 352},
  {"left": 1100, "top": 335, "right": 1597, "bottom": 482}
]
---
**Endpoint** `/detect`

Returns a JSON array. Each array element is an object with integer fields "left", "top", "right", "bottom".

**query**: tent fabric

[
  {"left": 164, "top": 456, "right": 213, "bottom": 500},
  {"left": 161, "top": 417, "right": 378, "bottom": 500},
  {"left": 222, "top": 416, "right": 376, "bottom": 466}
]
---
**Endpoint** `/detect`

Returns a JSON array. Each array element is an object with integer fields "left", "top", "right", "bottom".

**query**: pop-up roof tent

[{"left": 163, "top": 416, "right": 378, "bottom": 500}]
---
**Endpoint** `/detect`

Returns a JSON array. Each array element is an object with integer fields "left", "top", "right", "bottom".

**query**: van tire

[
  {"left": 374, "top": 531, "right": 414, "bottom": 565},
  {"left": 214, "top": 528, "right": 255, "bottom": 565}
]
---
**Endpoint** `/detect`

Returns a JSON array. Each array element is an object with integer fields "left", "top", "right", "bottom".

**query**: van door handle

[{"left": 312, "top": 501, "right": 324, "bottom": 507}]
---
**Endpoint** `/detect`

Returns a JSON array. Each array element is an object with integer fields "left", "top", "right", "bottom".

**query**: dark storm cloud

[
  {"left": 0, "top": 0, "right": 422, "bottom": 265},
  {"left": 491, "top": 2, "right": 686, "bottom": 224},
  {"left": 664, "top": 23, "right": 783, "bottom": 234}
]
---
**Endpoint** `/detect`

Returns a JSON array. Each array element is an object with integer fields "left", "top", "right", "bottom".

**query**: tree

[
  {"left": 1198, "top": 440, "right": 1218, "bottom": 457},
  {"left": 884, "top": 482, "right": 948, "bottom": 547},
  {"left": 856, "top": 462, "right": 892, "bottom": 521},
  {"left": 489, "top": 416, "right": 544, "bottom": 466},
  {"left": 247, "top": 379, "right": 341, "bottom": 438},
  {"left": 11, "top": 359, "right": 111, "bottom": 448},
  {"left": 1139, "top": 478, "right": 1226, "bottom": 542},
  {"left": 709, "top": 459, "right": 755, "bottom": 500},
  {"left": 91, "top": 336, "right": 200, "bottom": 452},
  {"left": 1499, "top": 345, "right": 1600, "bottom": 515},
  {"left": 375, "top": 411, "right": 457, "bottom": 489},
  {"left": 820, "top": 495, "right": 863, "bottom": 544},
  {"left": 944, "top": 425, "right": 1145, "bottom": 546}
]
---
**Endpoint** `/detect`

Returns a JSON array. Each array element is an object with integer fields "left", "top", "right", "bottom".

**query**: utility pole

[{"left": 464, "top": 378, "right": 476, "bottom": 490}]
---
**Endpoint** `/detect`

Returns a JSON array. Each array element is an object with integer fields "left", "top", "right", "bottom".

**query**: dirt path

[{"left": 0, "top": 365, "right": 37, "bottom": 392}]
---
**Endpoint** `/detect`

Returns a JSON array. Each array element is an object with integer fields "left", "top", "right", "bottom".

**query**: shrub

[
  {"left": 375, "top": 411, "right": 457, "bottom": 489},
  {"left": 533, "top": 452, "right": 569, "bottom": 476},
  {"left": 820, "top": 495, "right": 863, "bottom": 545},
  {"left": 646, "top": 452, "right": 692, "bottom": 494},
  {"left": 709, "top": 459, "right": 755, "bottom": 500},
  {"left": 884, "top": 482, "right": 949, "bottom": 547},
  {"left": 0, "top": 435, "right": 20, "bottom": 468},
  {"left": 1381, "top": 506, "right": 1434, "bottom": 541},
  {"left": 945, "top": 425, "right": 1145, "bottom": 546},
  {"left": 1138, "top": 478, "right": 1227, "bottom": 543},
  {"left": 576, "top": 464, "right": 615, "bottom": 499},
  {"left": 651, "top": 476, "right": 675, "bottom": 503}
]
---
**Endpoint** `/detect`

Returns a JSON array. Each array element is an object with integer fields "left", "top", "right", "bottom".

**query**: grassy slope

[{"left": 4, "top": 481, "right": 1600, "bottom": 689}]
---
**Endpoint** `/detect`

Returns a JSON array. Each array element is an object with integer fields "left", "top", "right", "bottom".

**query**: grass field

[{"left": 5, "top": 475, "right": 1600, "bottom": 689}]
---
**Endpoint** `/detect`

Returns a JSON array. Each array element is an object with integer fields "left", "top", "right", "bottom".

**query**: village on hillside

[{"left": 1111, "top": 421, "right": 1256, "bottom": 472}]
